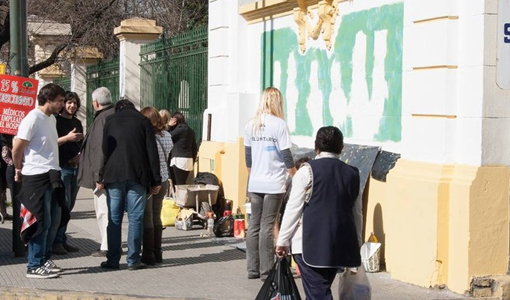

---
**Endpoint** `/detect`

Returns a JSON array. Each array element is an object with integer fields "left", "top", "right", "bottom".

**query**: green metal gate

[
  {"left": 140, "top": 27, "right": 208, "bottom": 143},
  {"left": 86, "top": 59, "right": 120, "bottom": 128},
  {"left": 53, "top": 76, "right": 71, "bottom": 91}
]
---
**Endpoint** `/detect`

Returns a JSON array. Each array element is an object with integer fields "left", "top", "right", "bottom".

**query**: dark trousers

[
  {"left": 171, "top": 166, "right": 190, "bottom": 185},
  {"left": 293, "top": 254, "right": 338, "bottom": 300},
  {"left": 6, "top": 165, "right": 24, "bottom": 256}
]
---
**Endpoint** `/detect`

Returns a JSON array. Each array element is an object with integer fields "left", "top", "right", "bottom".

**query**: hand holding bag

[
  {"left": 255, "top": 257, "right": 302, "bottom": 300},
  {"left": 338, "top": 265, "right": 371, "bottom": 300}
]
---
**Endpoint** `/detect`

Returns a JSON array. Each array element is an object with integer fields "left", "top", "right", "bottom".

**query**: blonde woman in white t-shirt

[{"left": 244, "top": 87, "right": 297, "bottom": 280}]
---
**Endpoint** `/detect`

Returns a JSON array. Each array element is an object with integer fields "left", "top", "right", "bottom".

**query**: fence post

[
  {"left": 114, "top": 18, "right": 162, "bottom": 108},
  {"left": 69, "top": 47, "right": 102, "bottom": 128}
]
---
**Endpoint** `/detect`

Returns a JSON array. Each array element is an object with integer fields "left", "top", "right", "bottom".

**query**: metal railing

[
  {"left": 53, "top": 76, "right": 71, "bottom": 92},
  {"left": 86, "top": 59, "right": 119, "bottom": 128},
  {"left": 140, "top": 26, "right": 208, "bottom": 143}
]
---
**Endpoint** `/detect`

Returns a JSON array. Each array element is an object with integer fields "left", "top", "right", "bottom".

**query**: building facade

[{"left": 203, "top": 0, "right": 510, "bottom": 294}]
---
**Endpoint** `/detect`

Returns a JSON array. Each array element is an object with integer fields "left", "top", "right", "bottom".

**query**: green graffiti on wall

[{"left": 261, "top": 3, "right": 403, "bottom": 141}]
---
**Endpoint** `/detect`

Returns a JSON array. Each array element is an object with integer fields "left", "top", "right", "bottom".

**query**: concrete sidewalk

[{"left": 0, "top": 189, "right": 470, "bottom": 300}]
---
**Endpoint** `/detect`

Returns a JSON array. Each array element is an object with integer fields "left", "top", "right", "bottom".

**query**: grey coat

[{"left": 77, "top": 105, "right": 115, "bottom": 189}]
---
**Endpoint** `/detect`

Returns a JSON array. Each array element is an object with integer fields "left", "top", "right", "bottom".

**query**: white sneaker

[
  {"left": 43, "top": 260, "right": 62, "bottom": 273},
  {"left": 26, "top": 266, "right": 59, "bottom": 279}
]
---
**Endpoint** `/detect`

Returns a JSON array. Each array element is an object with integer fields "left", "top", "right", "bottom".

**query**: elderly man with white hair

[{"left": 77, "top": 87, "right": 115, "bottom": 257}]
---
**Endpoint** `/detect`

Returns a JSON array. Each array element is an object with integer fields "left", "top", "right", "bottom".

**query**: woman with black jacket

[{"left": 169, "top": 112, "right": 197, "bottom": 185}]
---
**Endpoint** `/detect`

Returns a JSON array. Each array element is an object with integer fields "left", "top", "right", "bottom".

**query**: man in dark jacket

[
  {"left": 77, "top": 87, "right": 115, "bottom": 257},
  {"left": 276, "top": 126, "right": 361, "bottom": 299},
  {"left": 100, "top": 99, "right": 161, "bottom": 270}
]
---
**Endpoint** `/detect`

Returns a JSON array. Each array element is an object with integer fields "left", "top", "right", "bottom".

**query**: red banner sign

[{"left": 0, "top": 75, "right": 39, "bottom": 135}]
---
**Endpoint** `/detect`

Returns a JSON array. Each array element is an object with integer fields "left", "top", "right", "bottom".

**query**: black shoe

[
  {"left": 154, "top": 251, "right": 163, "bottom": 263},
  {"left": 91, "top": 250, "right": 107, "bottom": 257},
  {"left": 141, "top": 253, "right": 156, "bottom": 266},
  {"left": 100, "top": 261, "right": 119, "bottom": 270},
  {"left": 248, "top": 274, "right": 260, "bottom": 279},
  {"left": 127, "top": 262, "right": 147, "bottom": 270},
  {"left": 63, "top": 243, "right": 79, "bottom": 252},
  {"left": 26, "top": 266, "right": 59, "bottom": 279},
  {"left": 52, "top": 243, "right": 67, "bottom": 255},
  {"left": 43, "top": 259, "right": 62, "bottom": 273}
]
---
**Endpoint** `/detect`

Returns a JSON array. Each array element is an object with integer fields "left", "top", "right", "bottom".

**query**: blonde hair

[
  {"left": 142, "top": 106, "right": 165, "bottom": 134},
  {"left": 159, "top": 109, "right": 171, "bottom": 129},
  {"left": 252, "top": 87, "right": 285, "bottom": 133}
]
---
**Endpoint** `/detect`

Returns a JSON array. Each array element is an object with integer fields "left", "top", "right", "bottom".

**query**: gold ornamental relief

[
  {"left": 239, "top": 0, "right": 350, "bottom": 53},
  {"left": 294, "top": 0, "right": 344, "bottom": 53}
]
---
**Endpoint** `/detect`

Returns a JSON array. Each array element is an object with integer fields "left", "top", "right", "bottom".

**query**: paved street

[{"left": 0, "top": 188, "right": 470, "bottom": 299}]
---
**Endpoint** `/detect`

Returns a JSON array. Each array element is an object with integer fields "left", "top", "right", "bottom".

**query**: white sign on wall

[{"left": 497, "top": 0, "right": 510, "bottom": 89}]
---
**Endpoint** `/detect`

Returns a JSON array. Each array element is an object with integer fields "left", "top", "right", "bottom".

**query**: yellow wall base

[
  {"left": 198, "top": 139, "right": 249, "bottom": 213},
  {"left": 365, "top": 159, "right": 509, "bottom": 294}
]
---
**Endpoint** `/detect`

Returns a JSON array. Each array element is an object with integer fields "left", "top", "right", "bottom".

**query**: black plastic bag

[
  {"left": 213, "top": 215, "right": 234, "bottom": 237},
  {"left": 255, "top": 257, "right": 302, "bottom": 300}
]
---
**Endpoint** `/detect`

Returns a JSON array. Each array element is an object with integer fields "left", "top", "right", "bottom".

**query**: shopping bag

[
  {"left": 160, "top": 180, "right": 180, "bottom": 227},
  {"left": 255, "top": 257, "right": 302, "bottom": 300},
  {"left": 175, "top": 208, "right": 195, "bottom": 231},
  {"left": 160, "top": 198, "right": 179, "bottom": 226},
  {"left": 338, "top": 265, "right": 371, "bottom": 300}
]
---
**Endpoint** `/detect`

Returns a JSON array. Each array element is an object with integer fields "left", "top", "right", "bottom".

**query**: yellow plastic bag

[{"left": 161, "top": 197, "right": 179, "bottom": 227}]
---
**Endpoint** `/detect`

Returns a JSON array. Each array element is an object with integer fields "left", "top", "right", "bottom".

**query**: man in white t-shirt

[{"left": 12, "top": 83, "right": 65, "bottom": 279}]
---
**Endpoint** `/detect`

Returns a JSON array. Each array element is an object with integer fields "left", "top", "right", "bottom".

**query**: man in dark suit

[
  {"left": 276, "top": 126, "right": 361, "bottom": 300},
  {"left": 100, "top": 99, "right": 161, "bottom": 270}
]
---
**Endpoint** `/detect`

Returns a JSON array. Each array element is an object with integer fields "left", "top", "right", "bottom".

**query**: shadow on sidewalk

[
  {"left": 157, "top": 248, "right": 245, "bottom": 269},
  {"left": 0, "top": 234, "right": 101, "bottom": 266}
]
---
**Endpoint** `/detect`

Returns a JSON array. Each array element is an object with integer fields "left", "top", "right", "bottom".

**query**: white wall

[{"left": 207, "top": 0, "right": 510, "bottom": 166}]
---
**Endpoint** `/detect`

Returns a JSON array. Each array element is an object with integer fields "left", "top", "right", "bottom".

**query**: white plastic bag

[{"left": 338, "top": 265, "right": 371, "bottom": 300}]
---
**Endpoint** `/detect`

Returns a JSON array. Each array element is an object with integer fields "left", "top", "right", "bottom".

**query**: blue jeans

[
  {"left": 106, "top": 180, "right": 146, "bottom": 267},
  {"left": 54, "top": 166, "right": 80, "bottom": 245},
  {"left": 27, "top": 187, "right": 62, "bottom": 269}
]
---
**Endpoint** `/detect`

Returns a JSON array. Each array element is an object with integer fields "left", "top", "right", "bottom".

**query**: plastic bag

[
  {"left": 255, "top": 257, "right": 302, "bottom": 300},
  {"left": 160, "top": 197, "right": 179, "bottom": 226},
  {"left": 175, "top": 208, "right": 195, "bottom": 231},
  {"left": 338, "top": 265, "right": 371, "bottom": 300},
  {"left": 213, "top": 215, "right": 234, "bottom": 237}
]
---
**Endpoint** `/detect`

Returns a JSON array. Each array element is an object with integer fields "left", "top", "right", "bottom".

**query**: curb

[{"left": 0, "top": 287, "right": 197, "bottom": 300}]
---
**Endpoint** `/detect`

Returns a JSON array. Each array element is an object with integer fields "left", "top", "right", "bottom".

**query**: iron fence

[
  {"left": 86, "top": 59, "right": 119, "bottom": 128},
  {"left": 53, "top": 76, "right": 71, "bottom": 92},
  {"left": 140, "top": 26, "right": 208, "bottom": 143}
]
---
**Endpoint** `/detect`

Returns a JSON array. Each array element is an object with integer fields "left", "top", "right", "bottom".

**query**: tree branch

[
  {"left": 28, "top": 43, "right": 66, "bottom": 75},
  {"left": 0, "top": 12, "right": 9, "bottom": 49},
  {"left": 72, "top": 0, "right": 118, "bottom": 40}
]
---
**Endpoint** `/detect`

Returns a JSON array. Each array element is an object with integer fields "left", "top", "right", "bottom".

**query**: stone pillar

[
  {"left": 114, "top": 18, "right": 162, "bottom": 109},
  {"left": 68, "top": 47, "right": 102, "bottom": 128}
]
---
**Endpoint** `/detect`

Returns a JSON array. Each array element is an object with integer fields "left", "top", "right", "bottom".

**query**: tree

[{"left": 0, "top": 0, "right": 208, "bottom": 75}]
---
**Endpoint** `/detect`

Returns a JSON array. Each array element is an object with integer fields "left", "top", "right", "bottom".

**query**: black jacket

[
  {"left": 102, "top": 106, "right": 161, "bottom": 188},
  {"left": 170, "top": 123, "right": 198, "bottom": 160},
  {"left": 77, "top": 105, "right": 115, "bottom": 189},
  {"left": 18, "top": 170, "right": 64, "bottom": 242}
]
